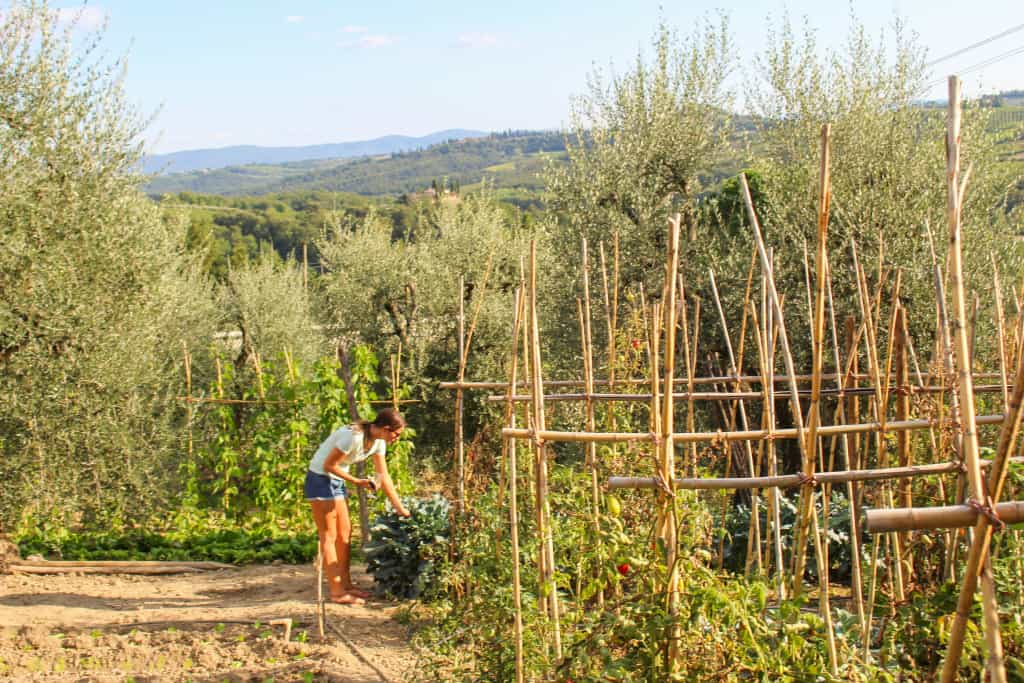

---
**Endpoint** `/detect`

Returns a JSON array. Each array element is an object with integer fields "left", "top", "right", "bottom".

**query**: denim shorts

[{"left": 304, "top": 470, "right": 348, "bottom": 501}]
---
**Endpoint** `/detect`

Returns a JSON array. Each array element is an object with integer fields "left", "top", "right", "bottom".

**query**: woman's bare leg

[
  {"left": 310, "top": 500, "right": 345, "bottom": 598},
  {"left": 334, "top": 497, "right": 353, "bottom": 591}
]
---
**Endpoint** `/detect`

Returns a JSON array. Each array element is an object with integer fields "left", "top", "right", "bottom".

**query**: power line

[
  {"left": 926, "top": 22, "right": 1024, "bottom": 68},
  {"left": 921, "top": 42, "right": 1024, "bottom": 93}
]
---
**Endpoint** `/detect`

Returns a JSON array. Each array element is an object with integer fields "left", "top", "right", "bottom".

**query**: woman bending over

[{"left": 304, "top": 408, "right": 410, "bottom": 605}]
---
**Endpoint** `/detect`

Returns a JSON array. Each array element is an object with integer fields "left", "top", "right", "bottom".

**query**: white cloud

[
  {"left": 285, "top": 15, "right": 304, "bottom": 23},
  {"left": 339, "top": 34, "right": 399, "bottom": 49},
  {"left": 455, "top": 32, "right": 499, "bottom": 49},
  {"left": 361, "top": 34, "right": 396, "bottom": 48},
  {"left": 341, "top": 25, "right": 369, "bottom": 33},
  {"left": 54, "top": 6, "right": 106, "bottom": 31}
]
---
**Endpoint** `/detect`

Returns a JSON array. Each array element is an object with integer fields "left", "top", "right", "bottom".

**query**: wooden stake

[
  {"left": 529, "top": 241, "right": 562, "bottom": 660},
  {"left": 940, "top": 75, "right": 1006, "bottom": 683},
  {"left": 749, "top": 300, "right": 785, "bottom": 599},
  {"left": 580, "top": 240, "right": 603, "bottom": 607},
  {"left": 740, "top": 170, "right": 836, "bottom": 672},
  {"left": 658, "top": 217, "right": 682, "bottom": 671},
  {"left": 895, "top": 305, "right": 914, "bottom": 584},
  {"left": 504, "top": 411, "right": 1008, "bottom": 445},
  {"left": 505, "top": 288, "right": 527, "bottom": 683},
  {"left": 710, "top": 267, "right": 762, "bottom": 575},
  {"left": 678, "top": 274, "right": 697, "bottom": 476},
  {"left": 828, "top": 271, "right": 867, "bottom": 643},
  {"left": 456, "top": 276, "right": 466, "bottom": 511}
]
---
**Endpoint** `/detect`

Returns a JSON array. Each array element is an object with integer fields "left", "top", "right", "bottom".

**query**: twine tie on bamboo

[
  {"left": 653, "top": 474, "right": 675, "bottom": 498},
  {"left": 795, "top": 472, "right": 819, "bottom": 488},
  {"left": 966, "top": 497, "right": 1006, "bottom": 532}
]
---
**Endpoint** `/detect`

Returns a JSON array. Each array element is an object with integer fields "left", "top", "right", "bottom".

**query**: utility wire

[
  {"left": 921, "top": 42, "right": 1024, "bottom": 93},
  {"left": 926, "top": 22, "right": 1024, "bottom": 67}
]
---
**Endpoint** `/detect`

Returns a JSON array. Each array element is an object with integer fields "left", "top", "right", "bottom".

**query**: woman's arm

[
  {"left": 372, "top": 451, "right": 410, "bottom": 517},
  {"left": 323, "top": 448, "right": 372, "bottom": 489}
]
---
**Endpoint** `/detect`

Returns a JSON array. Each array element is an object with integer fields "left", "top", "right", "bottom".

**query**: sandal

[
  {"left": 343, "top": 587, "right": 372, "bottom": 599},
  {"left": 329, "top": 592, "right": 366, "bottom": 606}
]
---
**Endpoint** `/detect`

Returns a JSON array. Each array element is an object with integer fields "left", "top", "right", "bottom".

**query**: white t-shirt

[{"left": 308, "top": 426, "right": 386, "bottom": 477}]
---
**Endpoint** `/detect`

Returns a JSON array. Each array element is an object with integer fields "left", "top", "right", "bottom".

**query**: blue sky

[{"left": 44, "top": 1, "right": 1024, "bottom": 153}]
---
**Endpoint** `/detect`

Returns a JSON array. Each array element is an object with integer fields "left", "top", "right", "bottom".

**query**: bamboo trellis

[{"left": 438, "top": 77, "right": 1023, "bottom": 680}]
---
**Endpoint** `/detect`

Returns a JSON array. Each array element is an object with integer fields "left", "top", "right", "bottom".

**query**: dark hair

[{"left": 357, "top": 408, "right": 406, "bottom": 438}]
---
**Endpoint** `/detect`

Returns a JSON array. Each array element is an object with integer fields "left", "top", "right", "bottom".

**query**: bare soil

[{"left": 0, "top": 563, "right": 417, "bottom": 682}]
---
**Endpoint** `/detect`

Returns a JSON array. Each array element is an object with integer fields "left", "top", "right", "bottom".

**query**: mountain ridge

[
  {"left": 143, "top": 128, "right": 489, "bottom": 175},
  {"left": 143, "top": 130, "right": 569, "bottom": 197}
]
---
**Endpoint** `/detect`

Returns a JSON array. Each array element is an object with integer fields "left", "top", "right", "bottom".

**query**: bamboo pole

[
  {"left": 482, "top": 382, "right": 1007, "bottom": 404},
  {"left": 690, "top": 298, "right": 702, "bottom": 468},
  {"left": 852, "top": 242, "right": 907, "bottom": 603},
  {"left": 749, "top": 299, "right": 785, "bottom": 599},
  {"left": 451, "top": 257, "right": 495, "bottom": 512},
  {"left": 438, "top": 371, "right": 1011, "bottom": 390},
  {"left": 599, "top": 235, "right": 621, "bottom": 431},
  {"left": 866, "top": 500, "right": 1024, "bottom": 532},
  {"left": 794, "top": 123, "right": 832, "bottom": 603},
  {"left": 658, "top": 215, "right": 682, "bottom": 670},
  {"left": 827, "top": 268, "right": 867, "bottom": 642},
  {"left": 766, "top": 256, "right": 785, "bottom": 596},
  {"left": 895, "top": 305, "right": 914, "bottom": 584},
  {"left": 738, "top": 165, "right": 836, "bottom": 671},
  {"left": 800, "top": 125, "right": 838, "bottom": 675},
  {"left": 709, "top": 268, "right": 762, "bottom": 575},
  {"left": 529, "top": 241, "right": 562, "bottom": 660},
  {"left": 505, "top": 288, "right": 527, "bottom": 683},
  {"left": 940, "top": 75, "right": 1006, "bottom": 683},
  {"left": 580, "top": 240, "right": 603, "bottom": 607},
  {"left": 678, "top": 274, "right": 697, "bottom": 476},
  {"left": 738, "top": 172, "right": 815, "bottom": 599},
  {"left": 609, "top": 457, "right": 1024, "bottom": 491},
  {"left": 456, "top": 276, "right": 466, "bottom": 510},
  {"left": 734, "top": 251, "right": 761, "bottom": 573},
  {"left": 503, "top": 413, "right": 1008, "bottom": 445},
  {"left": 934, "top": 244, "right": 967, "bottom": 581},
  {"left": 851, "top": 248, "right": 892, "bottom": 660}
]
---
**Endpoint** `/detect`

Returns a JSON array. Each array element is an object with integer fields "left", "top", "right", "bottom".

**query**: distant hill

[
  {"left": 142, "top": 129, "right": 488, "bottom": 175},
  {"left": 144, "top": 130, "right": 570, "bottom": 197}
]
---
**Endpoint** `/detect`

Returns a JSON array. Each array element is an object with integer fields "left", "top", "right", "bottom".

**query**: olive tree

[
  {"left": 747, "top": 14, "right": 1023, "bottom": 352},
  {"left": 315, "top": 193, "right": 549, "bottom": 461},
  {"left": 545, "top": 16, "right": 737, "bottom": 294},
  {"left": 218, "top": 249, "right": 324, "bottom": 369},
  {"left": 0, "top": 2, "right": 219, "bottom": 531}
]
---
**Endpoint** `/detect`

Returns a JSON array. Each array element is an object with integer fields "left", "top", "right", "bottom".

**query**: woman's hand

[
  {"left": 355, "top": 478, "right": 376, "bottom": 492},
  {"left": 396, "top": 506, "right": 412, "bottom": 518}
]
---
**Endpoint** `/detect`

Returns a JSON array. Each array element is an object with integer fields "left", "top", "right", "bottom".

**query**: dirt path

[{"left": 0, "top": 563, "right": 418, "bottom": 682}]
